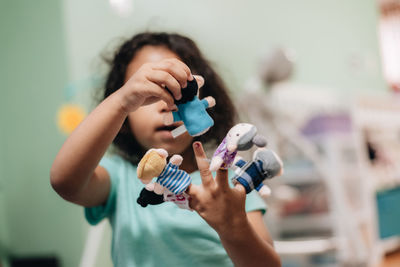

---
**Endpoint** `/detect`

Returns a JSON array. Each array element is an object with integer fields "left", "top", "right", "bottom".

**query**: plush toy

[
  {"left": 164, "top": 79, "right": 216, "bottom": 138},
  {"left": 136, "top": 148, "right": 192, "bottom": 209},
  {"left": 209, "top": 123, "right": 267, "bottom": 171},
  {"left": 232, "top": 148, "right": 283, "bottom": 197},
  {"left": 136, "top": 183, "right": 164, "bottom": 207}
]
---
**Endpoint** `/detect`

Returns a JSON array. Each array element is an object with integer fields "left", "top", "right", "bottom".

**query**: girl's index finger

[{"left": 193, "top": 141, "right": 214, "bottom": 187}]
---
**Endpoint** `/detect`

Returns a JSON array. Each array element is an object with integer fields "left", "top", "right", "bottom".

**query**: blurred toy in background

[
  {"left": 209, "top": 123, "right": 267, "bottom": 171},
  {"left": 57, "top": 104, "right": 87, "bottom": 135},
  {"left": 232, "top": 148, "right": 283, "bottom": 197},
  {"left": 164, "top": 79, "right": 215, "bottom": 138},
  {"left": 136, "top": 148, "right": 192, "bottom": 209}
]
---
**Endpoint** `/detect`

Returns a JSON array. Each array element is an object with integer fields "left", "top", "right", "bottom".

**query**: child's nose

[
  {"left": 158, "top": 101, "right": 170, "bottom": 113},
  {"left": 158, "top": 100, "right": 176, "bottom": 113}
]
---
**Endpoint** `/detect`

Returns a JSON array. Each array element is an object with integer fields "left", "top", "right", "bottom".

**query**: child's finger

[
  {"left": 147, "top": 70, "right": 182, "bottom": 100},
  {"left": 193, "top": 142, "right": 214, "bottom": 187},
  {"left": 215, "top": 169, "right": 230, "bottom": 191},
  {"left": 193, "top": 75, "right": 204, "bottom": 89},
  {"left": 234, "top": 183, "right": 246, "bottom": 194},
  {"left": 186, "top": 184, "right": 200, "bottom": 210},
  {"left": 153, "top": 59, "right": 192, "bottom": 88},
  {"left": 147, "top": 82, "right": 175, "bottom": 108},
  {"left": 186, "top": 184, "right": 199, "bottom": 199}
]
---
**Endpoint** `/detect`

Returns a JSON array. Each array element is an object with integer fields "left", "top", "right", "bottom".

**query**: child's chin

[
  {"left": 160, "top": 141, "right": 192, "bottom": 155},
  {"left": 152, "top": 131, "right": 193, "bottom": 154},
  {"left": 157, "top": 130, "right": 174, "bottom": 140},
  {"left": 161, "top": 143, "right": 185, "bottom": 154}
]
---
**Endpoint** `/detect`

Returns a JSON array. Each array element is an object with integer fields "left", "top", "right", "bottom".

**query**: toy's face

[{"left": 226, "top": 123, "right": 254, "bottom": 152}]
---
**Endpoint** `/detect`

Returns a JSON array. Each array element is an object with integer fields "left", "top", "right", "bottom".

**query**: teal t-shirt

[{"left": 85, "top": 154, "right": 266, "bottom": 267}]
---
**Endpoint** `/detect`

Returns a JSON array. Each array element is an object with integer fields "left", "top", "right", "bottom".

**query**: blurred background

[{"left": 1, "top": 0, "right": 400, "bottom": 266}]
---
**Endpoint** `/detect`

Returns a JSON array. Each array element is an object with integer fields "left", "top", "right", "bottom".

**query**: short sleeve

[
  {"left": 245, "top": 190, "right": 267, "bottom": 214},
  {"left": 84, "top": 156, "right": 120, "bottom": 225},
  {"left": 200, "top": 98, "right": 209, "bottom": 108}
]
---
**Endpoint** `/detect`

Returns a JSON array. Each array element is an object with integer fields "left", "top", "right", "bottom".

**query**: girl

[{"left": 50, "top": 32, "right": 281, "bottom": 267}]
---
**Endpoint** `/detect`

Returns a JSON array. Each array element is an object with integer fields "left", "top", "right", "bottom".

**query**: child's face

[{"left": 125, "top": 45, "right": 193, "bottom": 155}]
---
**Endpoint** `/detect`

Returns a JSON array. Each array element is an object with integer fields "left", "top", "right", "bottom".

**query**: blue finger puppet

[
  {"left": 168, "top": 79, "right": 215, "bottom": 137},
  {"left": 232, "top": 149, "right": 283, "bottom": 197}
]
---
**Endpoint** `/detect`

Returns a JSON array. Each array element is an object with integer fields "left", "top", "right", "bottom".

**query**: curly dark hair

[{"left": 102, "top": 32, "right": 238, "bottom": 164}]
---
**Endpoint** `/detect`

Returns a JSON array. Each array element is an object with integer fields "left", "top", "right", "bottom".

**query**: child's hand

[
  {"left": 163, "top": 75, "right": 205, "bottom": 126},
  {"left": 187, "top": 142, "right": 248, "bottom": 236},
  {"left": 118, "top": 58, "right": 194, "bottom": 112}
]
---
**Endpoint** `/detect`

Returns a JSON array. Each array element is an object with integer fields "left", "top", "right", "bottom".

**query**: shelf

[
  {"left": 277, "top": 213, "right": 332, "bottom": 233},
  {"left": 275, "top": 237, "right": 337, "bottom": 255},
  {"left": 280, "top": 166, "right": 321, "bottom": 185}
]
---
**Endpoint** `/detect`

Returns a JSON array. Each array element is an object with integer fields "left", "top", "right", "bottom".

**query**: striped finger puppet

[{"left": 156, "top": 162, "right": 192, "bottom": 195}]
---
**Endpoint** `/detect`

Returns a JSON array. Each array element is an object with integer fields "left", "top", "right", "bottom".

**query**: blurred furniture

[
  {"left": 378, "top": 0, "right": 400, "bottom": 92},
  {"left": 238, "top": 83, "right": 370, "bottom": 266},
  {"left": 238, "top": 46, "right": 376, "bottom": 265},
  {"left": 352, "top": 95, "right": 400, "bottom": 265},
  {"left": 79, "top": 220, "right": 108, "bottom": 267}
]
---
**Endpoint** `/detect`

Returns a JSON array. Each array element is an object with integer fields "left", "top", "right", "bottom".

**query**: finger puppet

[
  {"left": 136, "top": 148, "right": 192, "bottom": 209},
  {"left": 209, "top": 123, "right": 267, "bottom": 171},
  {"left": 232, "top": 148, "right": 283, "bottom": 197},
  {"left": 164, "top": 79, "right": 216, "bottom": 138},
  {"left": 136, "top": 182, "right": 165, "bottom": 207},
  {"left": 163, "top": 189, "right": 192, "bottom": 210}
]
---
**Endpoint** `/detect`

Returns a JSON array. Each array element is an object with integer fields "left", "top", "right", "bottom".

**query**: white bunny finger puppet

[
  {"left": 209, "top": 123, "right": 267, "bottom": 172},
  {"left": 232, "top": 148, "right": 284, "bottom": 197},
  {"left": 136, "top": 148, "right": 192, "bottom": 209}
]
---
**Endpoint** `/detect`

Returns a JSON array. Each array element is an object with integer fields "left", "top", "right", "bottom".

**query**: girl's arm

[
  {"left": 50, "top": 93, "right": 128, "bottom": 206},
  {"left": 188, "top": 142, "right": 281, "bottom": 267},
  {"left": 50, "top": 58, "right": 193, "bottom": 207},
  {"left": 219, "top": 209, "right": 280, "bottom": 267}
]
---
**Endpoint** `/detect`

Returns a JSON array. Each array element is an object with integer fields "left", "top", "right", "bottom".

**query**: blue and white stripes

[{"left": 156, "top": 162, "right": 192, "bottom": 195}]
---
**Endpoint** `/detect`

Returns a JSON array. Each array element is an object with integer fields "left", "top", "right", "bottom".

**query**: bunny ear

[{"left": 252, "top": 134, "right": 267, "bottom": 147}]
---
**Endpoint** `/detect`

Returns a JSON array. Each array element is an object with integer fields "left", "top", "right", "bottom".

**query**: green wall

[
  {"left": 63, "top": 0, "right": 386, "bottom": 95},
  {"left": 0, "top": 0, "right": 85, "bottom": 266}
]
